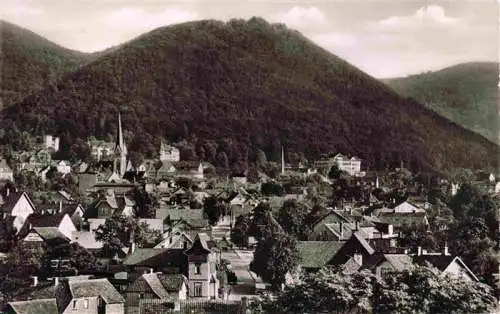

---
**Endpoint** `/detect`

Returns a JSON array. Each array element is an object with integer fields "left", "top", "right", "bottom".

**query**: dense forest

[
  {"left": 0, "top": 20, "right": 92, "bottom": 108},
  {"left": 384, "top": 62, "right": 499, "bottom": 144},
  {"left": 1, "top": 18, "right": 499, "bottom": 172}
]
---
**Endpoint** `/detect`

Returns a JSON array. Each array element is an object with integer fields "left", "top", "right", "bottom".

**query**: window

[
  {"left": 72, "top": 300, "right": 77, "bottom": 310},
  {"left": 195, "top": 263, "right": 201, "bottom": 275},
  {"left": 194, "top": 282, "right": 203, "bottom": 297},
  {"left": 83, "top": 299, "right": 89, "bottom": 309}
]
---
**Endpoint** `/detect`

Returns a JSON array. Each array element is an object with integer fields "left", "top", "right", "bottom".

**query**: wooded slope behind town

[{"left": 1, "top": 18, "right": 498, "bottom": 172}]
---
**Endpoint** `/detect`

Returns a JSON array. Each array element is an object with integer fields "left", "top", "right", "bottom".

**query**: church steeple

[
  {"left": 281, "top": 146, "right": 285, "bottom": 174},
  {"left": 115, "top": 112, "right": 127, "bottom": 176}
]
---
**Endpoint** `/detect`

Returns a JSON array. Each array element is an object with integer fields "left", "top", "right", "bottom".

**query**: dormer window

[{"left": 195, "top": 263, "right": 201, "bottom": 275}]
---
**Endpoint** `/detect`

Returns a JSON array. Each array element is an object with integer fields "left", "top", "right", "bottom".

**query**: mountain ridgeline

[
  {"left": 1, "top": 18, "right": 498, "bottom": 172},
  {"left": 0, "top": 20, "right": 92, "bottom": 108},
  {"left": 383, "top": 62, "right": 499, "bottom": 144}
]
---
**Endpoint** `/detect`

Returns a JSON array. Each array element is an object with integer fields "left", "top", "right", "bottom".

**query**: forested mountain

[
  {"left": 1, "top": 18, "right": 498, "bottom": 172},
  {"left": 0, "top": 20, "right": 92, "bottom": 108},
  {"left": 383, "top": 62, "right": 499, "bottom": 144}
]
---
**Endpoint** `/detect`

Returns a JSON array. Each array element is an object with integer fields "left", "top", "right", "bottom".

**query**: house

[
  {"left": 44, "top": 135, "right": 60, "bottom": 152},
  {"left": 160, "top": 142, "right": 180, "bottom": 162},
  {"left": 124, "top": 233, "right": 220, "bottom": 299},
  {"left": 54, "top": 160, "right": 71, "bottom": 175},
  {"left": 21, "top": 227, "right": 70, "bottom": 248},
  {"left": 173, "top": 161, "right": 204, "bottom": 180},
  {"left": 125, "top": 273, "right": 188, "bottom": 312},
  {"left": 333, "top": 154, "right": 363, "bottom": 176},
  {"left": 307, "top": 210, "right": 352, "bottom": 241},
  {"left": 11, "top": 277, "right": 125, "bottom": 313},
  {"left": 356, "top": 253, "right": 414, "bottom": 277},
  {"left": 86, "top": 189, "right": 135, "bottom": 218},
  {"left": 413, "top": 252, "right": 479, "bottom": 281},
  {"left": 375, "top": 201, "right": 429, "bottom": 232},
  {"left": 156, "top": 161, "right": 177, "bottom": 180},
  {"left": 155, "top": 230, "right": 195, "bottom": 249},
  {"left": 184, "top": 233, "right": 220, "bottom": 299},
  {"left": 0, "top": 157, "right": 14, "bottom": 182},
  {"left": 20, "top": 212, "right": 77, "bottom": 239},
  {"left": 88, "top": 139, "right": 115, "bottom": 162},
  {"left": 0, "top": 189, "right": 36, "bottom": 232}
]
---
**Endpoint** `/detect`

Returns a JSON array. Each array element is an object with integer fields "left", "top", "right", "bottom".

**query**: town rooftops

[
  {"left": 68, "top": 278, "right": 125, "bottom": 304},
  {"left": 7, "top": 298, "right": 58, "bottom": 314},
  {"left": 296, "top": 241, "right": 345, "bottom": 269}
]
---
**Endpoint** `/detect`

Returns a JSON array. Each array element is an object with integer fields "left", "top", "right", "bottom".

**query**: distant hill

[
  {"left": 1, "top": 18, "right": 498, "bottom": 172},
  {"left": 383, "top": 62, "right": 499, "bottom": 143},
  {"left": 0, "top": 20, "right": 92, "bottom": 108}
]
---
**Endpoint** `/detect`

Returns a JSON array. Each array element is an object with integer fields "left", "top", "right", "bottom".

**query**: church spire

[
  {"left": 115, "top": 112, "right": 125, "bottom": 154},
  {"left": 281, "top": 146, "right": 285, "bottom": 174},
  {"left": 115, "top": 112, "right": 127, "bottom": 176}
]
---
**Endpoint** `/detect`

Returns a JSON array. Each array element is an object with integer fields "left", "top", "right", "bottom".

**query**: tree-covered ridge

[
  {"left": 383, "top": 62, "right": 500, "bottom": 144},
  {"left": 2, "top": 18, "right": 499, "bottom": 172},
  {"left": 0, "top": 20, "right": 92, "bottom": 108}
]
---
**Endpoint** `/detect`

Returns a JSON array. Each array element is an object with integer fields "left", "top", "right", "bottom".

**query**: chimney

[
  {"left": 54, "top": 277, "right": 59, "bottom": 286},
  {"left": 5, "top": 187, "right": 9, "bottom": 197},
  {"left": 444, "top": 243, "right": 450, "bottom": 256},
  {"left": 404, "top": 249, "right": 408, "bottom": 255},
  {"left": 353, "top": 253, "right": 362, "bottom": 266},
  {"left": 31, "top": 276, "right": 38, "bottom": 287},
  {"left": 417, "top": 246, "right": 422, "bottom": 256},
  {"left": 355, "top": 221, "right": 360, "bottom": 231},
  {"left": 59, "top": 201, "right": 62, "bottom": 213},
  {"left": 339, "top": 222, "right": 344, "bottom": 239}
]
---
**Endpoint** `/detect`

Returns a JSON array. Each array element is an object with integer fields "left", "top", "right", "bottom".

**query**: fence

[{"left": 138, "top": 298, "right": 247, "bottom": 314}]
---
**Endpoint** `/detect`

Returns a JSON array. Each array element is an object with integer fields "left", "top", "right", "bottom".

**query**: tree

[
  {"left": 231, "top": 214, "right": 251, "bottom": 247},
  {"left": 277, "top": 199, "right": 310, "bottom": 239},
  {"left": 132, "top": 187, "right": 156, "bottom": 218},
  {"left": 216, "top": 151, "right": 229, "bottom": 169},
  {"left": 134, "top": 222, "right": 163, "bottom": 248},
  {"left": 254, "top": 266, "right": 497, "bottom": 314},
  {"left": 261, "top": 182, "right": 284, "bottom": 196},
  {"left": 254, "top": 268, "right": 377, "bottom": 314},
  {"left": 0, "top": 217, "right": 16, "bottom": 252},
  {"left": 96, "top": 216, "right": 163, "bottom": 254},
  {"left": 203, "top": 195, "right": 227, "bottom": 225},
  {"left": 256, "top": 149, "right": 268, "bottom": 169},
  {"left": 95, "top": 215, "right": 136, "bottom": 256},
  {"left": 249, "top": 232, "right": 300, "bottom": 290}
]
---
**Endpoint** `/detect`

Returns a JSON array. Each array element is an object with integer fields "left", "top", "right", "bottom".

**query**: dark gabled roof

[
  {"left": 8, "top": 298, "right": 58, "bottom": 314},
  {"left": 123, "top": 248, "right": 186, "bottom": 267},
  {"left": 413, "top": 255, "right": 469, "bottom": 274},
  {"left": 184, "top": 233, "right": 211, "bottom": 255},
  {"left": 363, "top": 253, "right": 414, "bottom": 272},
  {"left": 69, "top": 278, "right": 124, "bottom": 304},
  {"left": 26, "top": 213, "right": 67, "bottom": 228},
  {"left": 351, "top": 232, "right": 375, "bottom": 255},
  {"left": 296, "top": 241, "right": 345, "bottom": 269},
  {"left": 28, "top": 227, "right": 69, "bottom": 244},
  {"left": 0, "top": 191, "right": 34, "bottom": 213}
]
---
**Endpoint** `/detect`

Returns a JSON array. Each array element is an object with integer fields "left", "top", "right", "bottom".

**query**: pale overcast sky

[{"left": 1, "top": 0, "right": 498, "bottom": 78}]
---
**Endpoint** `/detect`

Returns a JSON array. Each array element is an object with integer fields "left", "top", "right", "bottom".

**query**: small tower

[
  {"left": 184, "top": 233, "right": 219, "bottom": 299},
  {"left": 115, "top": 113, "right": 128, "bottom": 177}
]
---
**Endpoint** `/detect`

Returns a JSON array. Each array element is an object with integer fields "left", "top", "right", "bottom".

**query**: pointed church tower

[
  {"left": 115, "top": 112, "right": 128, "bottom": 177},
  {"left": 281, "top": 146, "right": 285, "bottom": 174}
]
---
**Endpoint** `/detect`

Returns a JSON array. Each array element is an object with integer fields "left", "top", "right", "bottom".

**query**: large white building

[
  {"left": 333, "top": 153, "right": 363, "bottom": 176},
  {"left": 159, "top": 142, "right": 180, "bottom": 162},
  {"left": 44, "top": 135, "right": 60, "bottom": 152}
]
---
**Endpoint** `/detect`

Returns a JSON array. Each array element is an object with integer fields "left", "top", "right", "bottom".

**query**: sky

[{"left": 1, "top": 0, "right": 499, "bottom": 78}]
